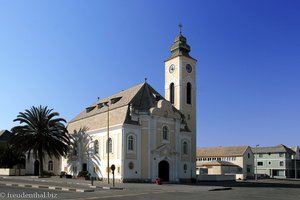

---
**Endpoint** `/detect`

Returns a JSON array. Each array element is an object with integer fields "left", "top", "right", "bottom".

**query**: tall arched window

[
  {"left": 187, "top": 82, "right": 192, "bottom": 105},
  {"left": 163, "top": 126, "right": 169, "bottom": 140},
  {"left": 183, "top": 141, "right": 188, "bottom": 155},
  {"left": 107, "top": 138, "right": 112, "bottom": 153},
  {"left": 48, "top": 161, "right": 53, "bottom": 171},
  {"left": 170, "top": 83, "right": 174, "bottom": 104},
  {"left": 94, "top": 140, "right": 99, "bottom": 154},
  {"left": 128, "top": 135, "right": 134, "bottom": 151}
]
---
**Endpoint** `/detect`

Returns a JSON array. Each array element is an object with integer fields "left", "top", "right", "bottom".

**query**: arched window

[
  {"left": 187, "top": 82, "right": 192, "bottom": 104},
  {"left": 20, "top": 155, "right": 26, "bottom": 169},
  {"left": 48, "top": 161, "right": 53, "bottom": 171},
  {"left": 183, "top": 164, "right": 187, "bottom": 171},
  {"left": 107, "top": 138, "right": 112, "bottom": 153},
  {"left": 183, "top": 141, "right": 188, "bottom": 155},
  {"left": 163, "top": 126, "right": 169, "bottom": 140},
  {"left": 128, "top": 135, "right": 134, "bottom": 151},
  {"left": 94, "top": 140, "right": 99, "bottom": 154},
  {"left": 170, "top": 83, "right": 174, "bottom": 104}
]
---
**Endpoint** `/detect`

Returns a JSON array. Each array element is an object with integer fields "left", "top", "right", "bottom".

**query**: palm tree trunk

[{"left": 38, "top": 149, "right": 44, "bottom": 177}]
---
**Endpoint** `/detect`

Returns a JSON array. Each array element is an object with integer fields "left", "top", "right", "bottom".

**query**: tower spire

[{"left": 166, "top": 25, "right": 195, "bottom": 60}]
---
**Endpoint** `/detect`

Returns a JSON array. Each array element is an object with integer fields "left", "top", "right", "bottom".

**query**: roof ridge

[
  {"left": 69, "top": 82, "right": 146, "bottom": 123},
  {"left": 95, "top": 82, "right": 145, "bottom": 105},
  {"left": 198, "top": 145, "right": 249, "bottom": 149}
]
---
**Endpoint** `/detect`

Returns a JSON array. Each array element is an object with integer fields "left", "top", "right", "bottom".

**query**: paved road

[
  {"left": 0, "top": 177, "right": 300, "bottom": 200},
  {"left": 1, "top": 184, "right": 300, "bottom": 200}
]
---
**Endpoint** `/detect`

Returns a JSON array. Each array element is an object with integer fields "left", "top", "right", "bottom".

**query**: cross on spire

[{"left": 179, "top": 23, "right": 182, "bottom": 35}]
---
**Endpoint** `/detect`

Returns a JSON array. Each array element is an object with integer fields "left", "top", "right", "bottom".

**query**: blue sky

[{"left": 0, "top": 0, "right": 299, "bottom": 148}]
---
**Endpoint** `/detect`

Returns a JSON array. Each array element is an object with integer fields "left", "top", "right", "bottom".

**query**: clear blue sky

[{"left": 0, "top": 0, "right": 299, "bottom": 148}]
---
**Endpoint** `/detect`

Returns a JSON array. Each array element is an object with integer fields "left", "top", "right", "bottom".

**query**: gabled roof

[
  {"left": 197, "top": 146, "right": 250, "bottom": 157},
  {"left": 0, "top": 130, "right": 13, "bottom": 142},
  {"left": 68, "top": 82, "right": 187, "bottom": 131},
  {"left": 251, "top": 144, "right": 295, "bottom": 155},
  {"left": 70, "top": 83, "right": 145, "bottom": 123}
]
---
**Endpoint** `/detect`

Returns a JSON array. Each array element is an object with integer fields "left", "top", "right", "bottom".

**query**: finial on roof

[
  {"left": 97, "top": 97, "right": 100, "bottom": 100},
  {"left": 144, "top": 77, "right": 147, "bottom": 83},
  {"left": 179, "top": 23, "right": 182, "bottom": 35}
]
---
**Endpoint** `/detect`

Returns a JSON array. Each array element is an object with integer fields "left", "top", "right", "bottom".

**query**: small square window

[{"left": 279, "top": 153, "right": 284, "bottom": 157}]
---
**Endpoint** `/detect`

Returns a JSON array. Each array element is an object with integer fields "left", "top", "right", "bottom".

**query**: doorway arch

[
  {"left": 34, "top": 160, "right": 39, "bottom": 176},
  {"left": 158, "top": 160, "right": 169, "bottom": 181}
]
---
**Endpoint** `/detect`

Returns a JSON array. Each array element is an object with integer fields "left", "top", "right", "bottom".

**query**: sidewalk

[
  {"left": 0, "top": 176, "right": 97, "bottom": 192},
  {"left": 0, "top": 176, "right": 171, "bottom": 192},
  {"left": 0, "top": 176, "right": 128, "bottom": 188},
  {"left": 0, "top": 176, "right": 229, "bottom": 193}
]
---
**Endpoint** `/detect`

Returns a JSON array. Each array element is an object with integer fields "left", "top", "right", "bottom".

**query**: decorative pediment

[{"left": 150, "top": 100, "right": 181, "bottom": 119}]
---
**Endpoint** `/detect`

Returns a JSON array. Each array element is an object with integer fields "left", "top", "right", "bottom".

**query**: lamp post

[
  {"left": 103, "top": 102, "right": 110, "bottom": 184},
  {"left": 255, "top": 144, "right": 259, "bottom": 181},
  {"left": 294, "top": 156, "right": 297, "bottom": 180}
]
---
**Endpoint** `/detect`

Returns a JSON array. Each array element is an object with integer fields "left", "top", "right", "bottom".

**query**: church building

[{"left": 63, "top": 30, "right": 197, "bottom": 182}]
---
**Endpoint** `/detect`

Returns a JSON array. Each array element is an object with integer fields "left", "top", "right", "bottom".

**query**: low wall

[
  {"left": 0, "top": 168, "right": 26, "bottom": 176},
  {"left": 235, "top": 174, "right": 245, "bottom": 180},
  {"left": 197, "top": 174, "right": 235, "bottom": 181}
]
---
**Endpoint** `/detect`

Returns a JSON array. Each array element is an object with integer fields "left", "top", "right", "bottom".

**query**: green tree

[
  {"left": 10, "top": 106, "right": 70, "bottom": 177},
  {"left": 0, "top": 145, "right": 24, "bottom": 168}
]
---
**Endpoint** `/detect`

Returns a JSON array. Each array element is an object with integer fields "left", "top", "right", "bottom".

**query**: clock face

[
  {"left": 169, "top": 64, "right": 175, "bottom": 73},
  {"left": 186, "top": 64, "right": 192, "bottom": 73}
]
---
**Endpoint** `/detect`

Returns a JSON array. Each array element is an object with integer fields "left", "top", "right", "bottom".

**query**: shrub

[
  {"left": 42, "top": 171, "right": 55, "bottom": 177},
  {"left": 78, "top": 170, "right": 89, "bottom": 177}
]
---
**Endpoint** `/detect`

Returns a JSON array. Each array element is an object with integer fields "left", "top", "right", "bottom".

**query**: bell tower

[{"left": 164, "top": 25, "right": 197, "bottom": 177}]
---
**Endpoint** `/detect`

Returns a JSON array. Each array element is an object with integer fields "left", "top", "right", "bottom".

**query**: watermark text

[{"left": 0, "top": 192, "right": 58, "bottom": 199}]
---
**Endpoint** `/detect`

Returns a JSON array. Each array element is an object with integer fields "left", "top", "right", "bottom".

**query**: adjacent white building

[{"left": 196, "top": 146, "right": 254, "bottom": 180}]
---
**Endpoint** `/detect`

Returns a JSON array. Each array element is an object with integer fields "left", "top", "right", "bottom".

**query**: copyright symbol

[{"left": 0, "top": 192, "right": 5, "bottom": 198}]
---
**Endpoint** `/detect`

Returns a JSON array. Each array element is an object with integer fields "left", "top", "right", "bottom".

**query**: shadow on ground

[{"left": 191, "top": 179, "right": 300, "bottom": 189}]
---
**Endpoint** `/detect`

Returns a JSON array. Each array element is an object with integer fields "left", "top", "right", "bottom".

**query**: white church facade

[{"left": 62, "top": 30, "right": 197, "bottom": 182}]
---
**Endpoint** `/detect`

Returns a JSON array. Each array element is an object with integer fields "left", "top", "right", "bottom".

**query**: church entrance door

[
  {"left": 158, "top": 160, "right": 169, "bottom": 181},
  {"left": 34, "top": 160, "right": 39, "bottom": 176}
]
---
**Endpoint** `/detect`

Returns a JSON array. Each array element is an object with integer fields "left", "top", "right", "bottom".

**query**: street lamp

[
  {"left": 255, "top": 144, "right": 259, "bottom": 181},
  {"left": 102, "top": 101, "right": 110, "bottom": 184}
]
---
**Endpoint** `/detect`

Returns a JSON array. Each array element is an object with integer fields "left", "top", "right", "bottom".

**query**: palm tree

[{"left": 10, "top": 105, "right": 70, "bottom": 177}]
